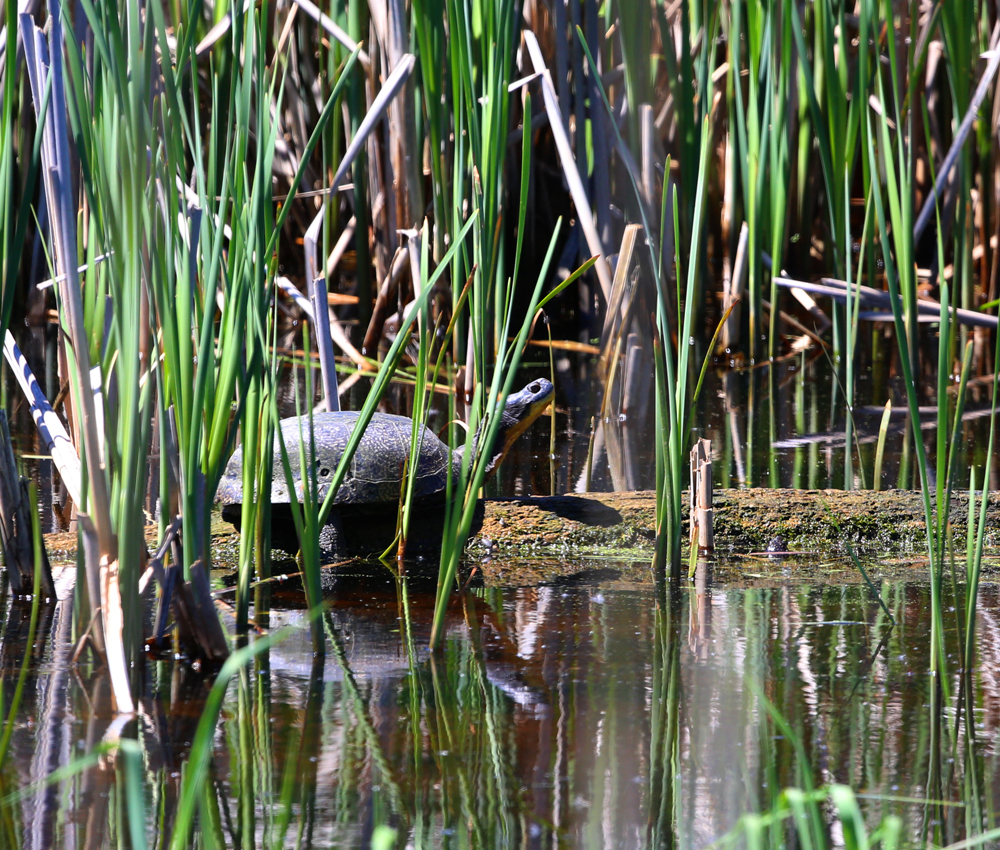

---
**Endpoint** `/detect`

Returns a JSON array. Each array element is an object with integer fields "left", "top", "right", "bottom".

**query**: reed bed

[{"left": 2, "top": 0, "right": 1000, "bottom": 844}]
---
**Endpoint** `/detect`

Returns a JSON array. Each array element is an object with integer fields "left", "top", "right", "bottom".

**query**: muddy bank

[{"left": 471, "top": 488, "right": 1000, "bottom": 558}]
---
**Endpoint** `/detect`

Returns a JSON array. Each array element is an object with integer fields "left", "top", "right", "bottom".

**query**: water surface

[{"left": 5, "top": 557, "right": 999, "bottom": 848}]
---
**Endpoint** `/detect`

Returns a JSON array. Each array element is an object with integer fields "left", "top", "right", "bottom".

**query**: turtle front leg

[{"left": 317, "top": 510, "right": 349, "bottom": 563}]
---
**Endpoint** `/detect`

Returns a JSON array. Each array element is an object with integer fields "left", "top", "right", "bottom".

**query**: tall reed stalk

[
  {"left": 652, "top": 131, "right": 712, "bottom": 581},
  {"left": 864, "top": 0, "right": 958, "bottom": 682},
  {"left": 861, "top": 6, "right": 998, "bottom": 835},
  {"left": 729, "top": 0, "right": 792, "bottom": 363},
  {"left": 429, "top": 219, "right": 580, "bottom": 648},
  {"left": 450, "top": 0, "right": 518, "bottom": 383},
  {"left": 20, "top": 0, "right": 360, "bottom": 673}
]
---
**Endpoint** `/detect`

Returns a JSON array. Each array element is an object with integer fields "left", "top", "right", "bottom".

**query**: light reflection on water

[{"left": 6, "top": 563, "right": 996, "bottom": 848}]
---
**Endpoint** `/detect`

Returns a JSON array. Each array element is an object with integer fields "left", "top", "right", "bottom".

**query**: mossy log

[
  {"left": 471, "top": 489, "right": 1000, "bottom": 558},
  {"left": 39, "top": 488, "right": 999, "bottom": 571}
]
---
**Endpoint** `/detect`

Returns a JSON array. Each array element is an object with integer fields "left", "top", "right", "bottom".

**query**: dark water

[{"left": 5, "top": 558, "right": 1000, "bottom": 848}]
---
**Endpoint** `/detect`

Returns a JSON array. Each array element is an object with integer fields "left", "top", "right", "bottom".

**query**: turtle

[{"left": 217, "top": 378, "right": 555, "bottom": 559}]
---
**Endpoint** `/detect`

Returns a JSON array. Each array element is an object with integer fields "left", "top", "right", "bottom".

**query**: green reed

[
  {"left": 345, "top": 0, "right": 371, "bottom": 322},
  {"left": 272, "top": 323, "right": 326, "bottom": 650},
  {"left": 648, "top": 585, "right": 682, "bottom": 845},
  {"left": 618, "top": 0, "right": 653, "bottom": 162},
  {"left": 653, "top": 134, "right": 713, "bottom": 580},
  {"left": 728, "top": 0, "right": 792, "bottom": 362},
  {"left": 272, "top": 215, "right": 477, "bottom": 653},
  {"left": 429, "top": 217, "right": 575, "bottom": 648},
  {"left": 394, "top": 225, "right": 435, "bottom": 562},
  {"left": 714, "top": 675, "right": 1000, "bottom": 849},
  {"left": 714, "top": 784, "right": 905, "bottom": 849},
  {"left": 858, "top": 1, "right": 997, "bottom": 836},
  {"left": 410, "top": 0, "right": 448, "bottom": 262},
  {"left": 119, "top": 739, "right": 149, "bottom": 850},
  {"left": 862, "top": 0, "right": 973, "bottom": 683},
  {"left": 658, "top": 0, "right": 710, "bottom": 279},
  {"left": 309, "top": 212, "right": 477, "bottom": 540},
  {"left": 437, "top": 0, "right": 518, "bottom": 373},
  {"left": 31, "top": 0, "right": 153, "bottom": 690},
  {"left": 68, "top": 0, "right": 358, "bottom": 654},
  {"left": 392, "top": 224, "right": 473, "bottom": 563},
  {"left": 236, "top": 318, "right": 277, "bottom": 635},
  {"left": 939, "top": 0, "right": 975, "bottom": 326},
  {"left": 168, "top": 631, "right": 287, "bottom": 850},
  {"left": 571, "top": 28, "right": 710, "bottom": 581},
  {"left": 844, "top": 193, "right": 874, "bottom": 488}
]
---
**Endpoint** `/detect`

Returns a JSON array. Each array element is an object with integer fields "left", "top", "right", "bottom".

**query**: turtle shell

[{"left": 216, "top": 411, "right": 454, "bottom": 511}]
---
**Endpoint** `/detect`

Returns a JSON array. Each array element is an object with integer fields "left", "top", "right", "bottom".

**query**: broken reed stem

[
  {"left": 689, "top": 438, "right": 713, "bottom": 552},
  {"left": 3, "top": 331, "right": 82, "bottom": 506},
  {"left": 722, "top": 222, "right": 749, "bottom": 352}
]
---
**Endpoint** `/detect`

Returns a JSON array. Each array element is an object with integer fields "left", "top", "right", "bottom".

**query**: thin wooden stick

[
  {"left": 523, "top": 30, "right": 613, "bottom": 302},
  {"left": 775, "top": 275, "right": 999, "bottom": 329}
]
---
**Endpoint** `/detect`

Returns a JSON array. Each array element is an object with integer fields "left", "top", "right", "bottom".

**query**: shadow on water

[{"left": 0, "top": 553, "right": 999, "bottom": 847}]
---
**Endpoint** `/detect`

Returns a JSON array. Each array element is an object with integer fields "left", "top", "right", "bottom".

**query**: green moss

[{"left": 186, "top": 488, "right": 1000, "bottom": 582}]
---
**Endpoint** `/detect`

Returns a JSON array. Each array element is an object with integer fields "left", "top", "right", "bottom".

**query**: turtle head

[{"left": 479, "top": 378, "right": 555, "bottom": 478}]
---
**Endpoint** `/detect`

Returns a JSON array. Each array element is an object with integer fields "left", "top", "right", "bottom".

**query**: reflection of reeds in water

[{"left": 5, "top": 572, "right": 1000, "bottom": 845}]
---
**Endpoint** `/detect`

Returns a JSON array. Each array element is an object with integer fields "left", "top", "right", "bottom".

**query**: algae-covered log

[
  {"left": 43, "top": 488, "right": 998, "bottom": 569},
  {"left": 471, "top": 489, "right": 1000, "bottom": 558}
]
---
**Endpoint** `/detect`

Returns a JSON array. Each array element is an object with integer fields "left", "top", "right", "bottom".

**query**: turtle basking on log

[{"left": 217, "top": 379, "right": 555, "bottom": 560}]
